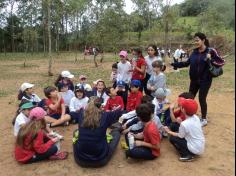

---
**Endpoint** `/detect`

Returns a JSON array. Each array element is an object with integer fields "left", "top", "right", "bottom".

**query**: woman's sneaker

[
  {"left": 201, "top": 119, "right": 208, "bottom": 127},
  {"left": 179, "top": 155, "right": 194, "bottom": 162}
]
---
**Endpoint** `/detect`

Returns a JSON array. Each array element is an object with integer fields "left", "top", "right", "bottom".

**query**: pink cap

[
  {"left": 119, "top": 50, "right": 128, "bottom": 58},
  {"left": 29, "top": 107, "right": 47, "bottom": 120}
]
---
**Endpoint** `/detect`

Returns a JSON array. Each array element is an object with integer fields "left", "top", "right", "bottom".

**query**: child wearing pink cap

[
  {"left": 163, "top": 98, "right": 205, "bottom": 162},
  {"left": 15, "top": 107, "right": 68, "bottom": 164}
]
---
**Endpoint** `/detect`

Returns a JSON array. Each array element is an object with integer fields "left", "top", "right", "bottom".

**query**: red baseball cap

[{"left": 178, "top": 97, "right": 198, "bottom": 116}]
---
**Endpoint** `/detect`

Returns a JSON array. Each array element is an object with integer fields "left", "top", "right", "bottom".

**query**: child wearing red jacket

[
  {"left": 126, "top": 80, "right": 143, "bottom": 112},
  {"left": 104, "top": 87, "right": 124, "bottom": 111},
  {"left": 15, "top": 107, "right": 68, "bottom": 164}
]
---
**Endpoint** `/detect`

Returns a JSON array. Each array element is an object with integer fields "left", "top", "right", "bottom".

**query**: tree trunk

[
  {"left": 10, "top": 1, "right": 15, "bottom": 52},
  {"left": 47, "top": 0, "right": 53, "bottom": 76}
]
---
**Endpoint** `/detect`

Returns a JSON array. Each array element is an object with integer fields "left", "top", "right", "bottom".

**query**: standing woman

[
  {"left": 171, "top": 32, "right": 224, "bottom": 126},
  {"left": 73, "top": 96, "right": 123, "bottom": 167},
  {"left": 144, "top": 45, "right": 162, "bottom": 96}
]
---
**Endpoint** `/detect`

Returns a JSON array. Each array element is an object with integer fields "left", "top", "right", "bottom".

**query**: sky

[{"left": 124, "top": 0, "right": 185, "bottom": 14}]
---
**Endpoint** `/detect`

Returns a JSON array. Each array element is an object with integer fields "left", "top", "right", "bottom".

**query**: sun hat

[
  {"left": 130, "top": 80, "right": 141, "bottom": 87},
  {"left": 154, "top": 88, "right": 171, "bottom": 99},
  {"left": 119, "top": 50, "right": 128, "bottom": 58},
  {"left": 117, "top": 80, "right": 126, "bottom": 87},
  {"left": 79, "top": 75, "right": 87, "bottom": 80},
  {"left": 61, "top": 70, "right": 74, "bottom": 79},
  {"left": 178, "top": 97, "right": 198, "bottom": 116},
  {"left": 20, "top": 83, "right": 34, "bottom": 92},
  {"left": 29, "top": 107, "right": 47, "bottom": 120},
  {"left": 20, "top": 102, "right": 34, "bottom": 110}
]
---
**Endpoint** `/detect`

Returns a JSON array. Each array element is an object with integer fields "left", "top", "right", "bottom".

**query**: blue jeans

[
  {"left": 73, "top": 128, "right": 121, "bottom": 167},
  {"left": 27, "top": 145, "right": 58, "bottom": 163}
]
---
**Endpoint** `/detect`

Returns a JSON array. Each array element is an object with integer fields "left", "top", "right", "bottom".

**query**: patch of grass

[{"left": 0, "top": 90, "right": 9, "bottom": 97}]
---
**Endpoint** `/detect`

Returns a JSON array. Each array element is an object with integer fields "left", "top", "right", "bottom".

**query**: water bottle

[{"left": 128, "top": 133, "right": 135, "bottom": 150}]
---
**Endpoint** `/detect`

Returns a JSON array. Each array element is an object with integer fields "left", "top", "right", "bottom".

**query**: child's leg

[
  {"left": 27, "top": 145, "right": 58, "bottom": 163},
  {"left": 126, "top": 147, "right": 156, "bottom": 160},
  {"left": 46, "top": 114, "right": 71, "bottom": 127},
  {"left": 169, "top": 135, "right": 193, "bottom": 157}
]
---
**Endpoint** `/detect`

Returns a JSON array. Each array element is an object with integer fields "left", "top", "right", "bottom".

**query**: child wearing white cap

[
  {"left": 55, "top": 70, "right": 75, "bottom": 91},
  {"left": 18, "top": 82, "right": 41, "bottom": 105}
]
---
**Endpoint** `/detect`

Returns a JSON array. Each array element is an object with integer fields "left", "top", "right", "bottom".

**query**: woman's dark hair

[
  {"left": 74, "top": 88, "right": 85, "bottom": 98},
  {"left": 152, "top": 60, "right": 166, "bottom": 72},
  {"left": 147, "top": 44, "right": 159, "bottom": 56},
  {"left": 54, "top": 75, "right": 63, "bottom": 87},
  {"left": 136, "top": 104, "right": 152, "bottom": 122},
  {"left": 194, "top": 32, "right": 210, "bottom": 47},
  {"left": 44, "top": 86, "right": 57, "bottom": 98}
]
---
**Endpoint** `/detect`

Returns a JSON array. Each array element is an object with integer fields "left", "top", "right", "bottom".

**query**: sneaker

[
  {"left": 179, "top": 155, "right": 194, "bottom": 162},
  {"left": 201, "top": 119, "right": 208, "bottom": 127},
  {"left": 49, "top": 151, "right": 68, "bottom": 160}
]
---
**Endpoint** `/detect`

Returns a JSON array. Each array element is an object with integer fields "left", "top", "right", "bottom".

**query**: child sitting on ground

[
  {"left": 169, "top": 92, "right": 194, "bottom": 132},
  {"left": 76, "top": 75, "right": 92, "bottom": 92},
  {"left": 126, "top": 80, "right": 143, "bottom": 112},
  {"left": 58, "top": 82, "right": 75, "bottom": 113},
  {"left": 15, "top": 107, "right": 68, "bottom": 164},
  {"left": 18, "top": 83, "right": 41, "bottom": 105},
  {"left": 110, "top": 63, "right": 119, "bottom": 88},
  {"left": 163, "top": 98, "right": 205, "bottom": 162},
  {"left": 69, "top": 86, "right": 89, "bottom": 123},
  {"left": 125, "top": 103, "right": 161, "bottom": 160},
  {"left": 116, "top": 80, "right": 128, "bottom": 110},
  {"left": 91, "top": 80, "right": 109, "bottom": 107},
  {"left": 55, "top": 70, "right": 75, "bottom": 91},
  {"left": 44, "top": 86, "right": 71, "bottom": 127},
  {"left": 152, "top": 88, "right": 171, "bottom": 126},
  {"left": 104, "top": 87, "right": 124, "bottom": 112}
]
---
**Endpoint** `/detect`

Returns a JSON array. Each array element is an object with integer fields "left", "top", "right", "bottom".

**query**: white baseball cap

[
  {"left": 61, "top": 70, "right": 74, "bottom": 79},
  {"left": 20, "top": 83, "right": 34, "bottom": 92},
  {"left": 154, "top": 88, "right": 171, "bottom": 98}
]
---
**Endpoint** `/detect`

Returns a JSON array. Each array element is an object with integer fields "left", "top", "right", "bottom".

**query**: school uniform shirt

[
  {"left": 110, "top": 71, "right": 118, "bottom": 82},
  {"left": 74, "top": 110, "right": 123, "bottom": 162},
  {"left": 126, "top": 91, "right": 143, "bottom": 112},
  {"left": 152, "top": 98, "right": 169, "bottom": 115},
  {"left": 104, "top": 96, "right": 124, "bottom": 111},
  {"left": 173, "top": 109, "right": 186, "bottom": 121},
  {"left": 117, "top": 61, "right": 132, "bottom": 83},
  {"left": 45, "top": 98, "right": 64, "bottom": 115},
  {"left": 15, "top": 130, "right": 54, "bottom": 163},
  {"left": 60, "top": 90, "right": 75, "bottom": 107},
  {"left": 147, "top": 72, "right": 166, "bottom": 97},
  {"left": 14, "top": 112, "right": 30, "bottom": 136},
  {"left": 143, "top": 121, "right": 161, "bottom": 157},
  {"left": 132, "top": 57, "right": 146, "bottom": 80},
  {"left": 144, "top": 56, "right": 162, "bottom": 75},
  {"left": 96, "top": 91, "right": 109, "bottom": 106},
  {"left": 22, "top": 94, "right": 41, "bottom": 103},
  {"left": 69, "top": 97, "right": 89, "bottom": 112},
  {"left": 76, "top": 83, "right": 92, "bottom": 91},
  {"left": 178, "top": 115, "right": 205, "bottom": 155}
]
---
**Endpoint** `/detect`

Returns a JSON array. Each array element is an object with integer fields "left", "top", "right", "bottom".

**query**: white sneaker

[{"left": 201, "top": 119, "right": 208, "bottom": 127}]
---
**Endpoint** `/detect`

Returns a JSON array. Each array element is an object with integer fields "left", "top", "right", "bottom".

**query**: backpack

[{"left": 206, "top": 48, "right": 225, "bottom": 78}]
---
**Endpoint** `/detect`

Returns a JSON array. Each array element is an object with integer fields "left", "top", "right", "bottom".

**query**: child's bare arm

[{"left": 169, "top": 103, "right": 177, "bottom": 122}]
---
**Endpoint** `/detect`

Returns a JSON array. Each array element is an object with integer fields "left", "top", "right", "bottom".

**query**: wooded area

[{"left": 0, "top": 0, "right": 234, "bottom": 54}]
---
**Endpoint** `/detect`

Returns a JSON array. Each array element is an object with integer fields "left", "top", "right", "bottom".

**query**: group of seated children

[{"left": 13, "top": 46, "right": 205, "bottom": 166}]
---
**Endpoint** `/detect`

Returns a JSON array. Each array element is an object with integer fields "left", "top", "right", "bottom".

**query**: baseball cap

[
  {"left": 79, "top": 75, "right": 87, "bottom": 80},
  {"left": 20, "top": 102, "right": 34, "bottom": 110},
  {"left": 154, "top": 88, "right": 171, "bottom": 99},
  {"left": 20, "top": 83, "right": 34, "bottom": 92},
  {"left": 29, "top": 107, "right": 47, "bottom": 120},
  {"left": 61, "top": 70, "right": 74, "bottom": 79},
  {"left": 119, "top": 50, "right": 128, "bottom": 58},
  {"left": 178, "top": 97, "right": 198, "bottom": 116},
  {"left": 130, "top": 80, "right": 141, "bottom": 87},
  {"left": 117, "top": 80, "right": 126, "bottom": 87}
]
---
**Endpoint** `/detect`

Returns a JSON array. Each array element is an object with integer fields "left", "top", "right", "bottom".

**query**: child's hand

[
  {"left": 122, "top": 128, "right": 130, "bottom": 135},
  {"left": 150, "top": 86, "right": 156, "bottom": 91},
  {"left": 122, "top": 123, "right": 127, "bottom": 130},
  {"left": 163, "top": 126, "right": 170, "bottom": 133},
  {"left": 133, "top": 132, "right": 143, "bottom": 139},
  {"left": 52, "top": 137, "right": 59, "bottom": 143},
  {"left": 169, "top": 103, "right": 175, "bottom": 110},
  {"left": 112, "top": 105, "right": 121, "bottom": 111},
  {"left": 135, "top": 140, "right": 143, "bottom": 147}
]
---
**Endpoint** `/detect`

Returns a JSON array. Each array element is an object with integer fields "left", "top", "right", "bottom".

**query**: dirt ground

[{"left": 0, "top": 53, "right": 234, "bottom": 176}]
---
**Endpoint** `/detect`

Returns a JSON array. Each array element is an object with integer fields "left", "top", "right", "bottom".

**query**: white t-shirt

[
  {"left": 69, "top": 97, "right": 89, "bottom": 112},
  {"left": 61, "top": 90, "right": 75, "bottom": 106},
  {"left": 117, "top": 61, "right": 132, "bottom": 83},
  {"left": 178, "top": 115, "right": 205, "bottom": 155},
  {"left": 152, "top": 98, "right": 169, "bottom": 115},
  {"left": 144, "top": 56, "right": 162, "bottom": 75},
  {"left": 174, "top": 49, "right": 185, "bottom": 59},
  {"left": 14, "top": 112, "right": 30, "bottom": 136},
  {"left": 76, "top": 83, "right": 92, "bottom": 91}
]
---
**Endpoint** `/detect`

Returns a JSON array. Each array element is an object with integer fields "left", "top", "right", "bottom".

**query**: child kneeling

[{"left": 125, "top": 103, "right": 161, "bottom": 160}]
